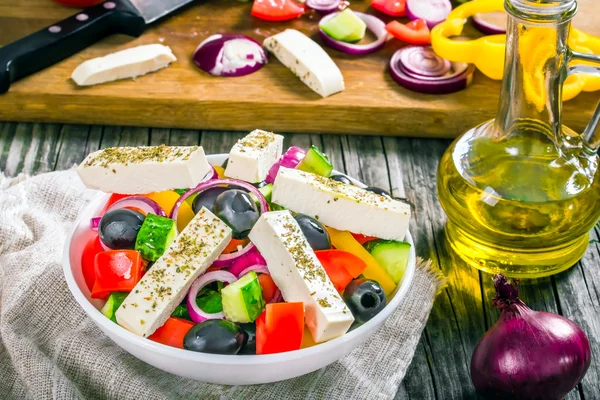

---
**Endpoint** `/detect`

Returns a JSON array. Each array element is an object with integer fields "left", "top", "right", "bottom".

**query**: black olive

[
  {"left": 214, "top": 189, "right": 260, "bottom": 239},
  {"left": 365, "top": 186, "right": 392, "bottom": 199},
  {"left": 192, "top": 187, "right": 229, "bottom": 215},
  {"left": 99, "top": 208, "right": 145, "bottom": 250},
  {"left": 238, "top": 323, "right": 257, "bottom": 355},
  {"left": 221, "top": 158, "right": 229, "bottom": 169},
  {"left": 293, "top": 214, "right": 331, "bottom": 251},
  {"left": 252, "top": 181, "right": 267, "bottom": 189},
  {"left": 343, "top": 279, "right": 386, "bottom": 324},
  {"left": 183, "top": 320, "right": 244, "bottom": 355},
  {"left": 330, "top": 174, "right": 353, "bottom": 185}
]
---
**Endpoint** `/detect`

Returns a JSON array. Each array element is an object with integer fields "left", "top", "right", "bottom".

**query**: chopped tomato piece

[
  {"left": 252, "top": 0, "right": 304, "bottom": 22},
  {"left": 316, "top": 250, "right": 362, "bottom": 291},
  {"left": 223, "top": 238, "right": 249, "bottom": 254},
  {"left": 386, "top": 19, "right": 431, "bottom": 45},
  {"left": 101, "top": 194, "right": 129, "bottom": 214},
  {"left": 257, "top": 274, "right": 279, "bottom": 303},
  {"left": 371, "top": 0, "right": 406, "bottom": 17},
  {"left": 91, "top": 250, "right": 144, "bottom": 300},
  {"left": 81, "top": 234, "right": 104, "bottom": 291},
  {"left": 149, "top": 317, "right": 195, "bottom": 349},
  {"left": 256, "top": 302, "right": 304, "bottom": 354},
  {"left": 351, "top": 233, "right": 378, "bottom": 245}
]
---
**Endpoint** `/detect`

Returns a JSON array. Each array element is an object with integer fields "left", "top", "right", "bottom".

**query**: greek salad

[{"left": 77, "top": 129, "right": 412, "bottom": 355}]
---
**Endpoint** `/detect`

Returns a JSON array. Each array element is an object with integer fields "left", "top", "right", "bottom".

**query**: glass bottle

[{"left": 437, "top": 0, "right": 600, "bottom": 278}]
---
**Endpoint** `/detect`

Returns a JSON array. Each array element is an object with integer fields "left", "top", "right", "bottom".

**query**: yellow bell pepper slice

[
  {"left": 145, "top": 190, "right": 195, "bottom": 232},
  {"left": 213, "top": 165, "right": 226, "bottom": 179},
  {"left": 326, "top": 227, "right": 396, "bottom": 296}
]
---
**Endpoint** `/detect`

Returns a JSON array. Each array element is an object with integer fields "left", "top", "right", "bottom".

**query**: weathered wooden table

[{"left": 1, "top": 122, "right": 599, "bottom": 399}]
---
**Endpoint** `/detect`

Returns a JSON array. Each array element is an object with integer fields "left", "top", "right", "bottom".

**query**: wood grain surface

[
  {"left": 0, "top": 0, "right": 599, "bottom": 137},
  {"left": 2, "top": 123, "right": 600, "bottom": 398}
]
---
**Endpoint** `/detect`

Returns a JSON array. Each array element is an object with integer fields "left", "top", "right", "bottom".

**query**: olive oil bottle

[{"left": 438, "top": 0, "right": 600, "bottom": 278}]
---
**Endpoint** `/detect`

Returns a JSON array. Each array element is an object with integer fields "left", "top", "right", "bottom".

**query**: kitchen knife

[{"left": 0, "top": 0, "right": 195, "bottom": 94}]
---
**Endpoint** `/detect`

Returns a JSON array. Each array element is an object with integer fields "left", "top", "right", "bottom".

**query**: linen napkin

[{"left": 0, "top": 170, "right": 444, "bottom": 400}]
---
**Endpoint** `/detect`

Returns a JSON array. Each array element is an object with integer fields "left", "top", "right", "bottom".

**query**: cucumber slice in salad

[
  {"left": 101, "top": 292, "right": 128, "bottom": 323},
  {"left": 365, "top": 240, "right": 411, "bottom": 284},
  {"left": 297, "top": 146, "right": 333, "bottom": 177},
  {"left": 134, "top": 213, "right": 177, "bottom": 261},
  {"left": 222, "top": 271, "right": 265, "bottom": 323}
]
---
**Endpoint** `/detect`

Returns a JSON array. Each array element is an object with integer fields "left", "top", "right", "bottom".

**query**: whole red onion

[{"left": 471, "top": 275, "right": 591, "bottom": 400}]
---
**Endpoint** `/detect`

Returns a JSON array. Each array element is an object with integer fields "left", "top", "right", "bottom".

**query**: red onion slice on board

[
  {"left": 399, "top": 46, "right": 451, "bottom": 77},
  {"left": 389, "top": 46, "right": 475, "bottom": 94},
  {"left": 472, "top": 11, "right": 507, "bottom": 35},
  {"left": 406, "top": 0, "right": 452, "bottom": 29},
  {"left": 187, "top": 270, "right": 238, "bottom": 323},
  {"left": 319, "top": 12, "right": 388, "bottom": 56},
  {"left": 306, "top": 0, "right": 342, "bottom": 14},
  {"left": 193, "top": 34, "right": 268, "bottom": 77}
]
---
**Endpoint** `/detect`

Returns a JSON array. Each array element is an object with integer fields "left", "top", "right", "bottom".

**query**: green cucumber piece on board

[
  {"left": 134, "top": 213, "right": 177, "bottom": 261},
  {"left": 101, "top": 292, "right": 129, "bottom": 323},
  {"left": 297, "top": 146, "right": 333, "bottom": 177},
  {"left": 321, "top": 9, "right": 367, "bottom": 43},
  {"left": 365, "top": 240, "right": 411, "bottom": 284},
  {"left": 221, "top": 271, "right": 265, "bottom": 323}
]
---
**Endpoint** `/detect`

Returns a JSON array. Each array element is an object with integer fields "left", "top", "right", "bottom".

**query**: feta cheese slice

[
  {"left": 71, "top": 44, "right": 176, "bottom": 86},
  {"left": 115, "top": 207, "right": 232, "bottom": 337},
  {"left": 272, "top": 167, "right": 411, "bottom": 241},
  {"left": 76, "top": 145, "right": 212, "bottom": 194},
  {"left": 224, "top": 130, "right": 284, "bottom": 183},
  {"left": 249, "top": 210, "right": 354, "bottom": 343},
  {"left": 263, "top": 29, "right": 344, "bottom": 98}
]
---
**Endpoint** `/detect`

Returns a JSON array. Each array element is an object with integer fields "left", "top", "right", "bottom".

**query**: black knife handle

[{"left": 0, "top": 1, "right": 146, "bottom": 94}]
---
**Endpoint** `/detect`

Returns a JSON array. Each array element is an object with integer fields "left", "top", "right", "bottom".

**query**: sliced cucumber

[
  {"left": 321, "top": 9, "right": 367, "bottom": 43},
  {"left": 250, "top": 184, "right": 273, "bottom": 207},
  {"left": 221, "top": 271, "right": 265, "bottom": 323},
  {"left": 297, "top": 145, "right": 333, "bottom": 177},
  {"left": 365, "top": 240, "right": 411, "bottom": 284},
  {"left": 134, "top": 213, "right": 177, "bottom": 262},
  {"left": 101, "top": 292, "right": 129, "bottom": 323}
]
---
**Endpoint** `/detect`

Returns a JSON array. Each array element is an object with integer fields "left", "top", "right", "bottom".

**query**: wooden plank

[{"left": 1, "top": 1, "right": 599, "bottom": 137}]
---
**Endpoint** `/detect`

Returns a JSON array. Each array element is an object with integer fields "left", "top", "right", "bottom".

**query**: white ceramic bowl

[{"left": 63, "top": 154, "right": 416, "bottom": 384}]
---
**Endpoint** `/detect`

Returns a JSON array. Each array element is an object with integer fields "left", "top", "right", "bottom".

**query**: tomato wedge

[
  {"left": 91, "top": 250, "right": 144, "bottom": 299},
  {"left": 386, "top": 19, "right": 431, "bottom": 45},
  {"left": 351, "top": 233, "right": 378, "bottom": 246},
  {"left": 316, "top": 251, "right": 354, "bottom": 292},
  {"left": 81, "top": 234, "right": 104, "bottom": 291},
  {"left": 100, "top": 194, "right": 129, "bottom": 214},
  {"left": 252, "top": 0, "right": 304, "bottom": 22},
  {"left": 223, "top": 238, "right": 249, "bottom": 254},
  {"left": 256, "top": 303, "right": 304, "bottom": 354},
  {"left": 149, "top": 317, "right": 195, "bottom": 349},
  {"left": 257, "top": 274, "right": 279, "bottom": 303},
  {"left": 370, "top": 0, "right": 406, "bottom": 17},
  {"left": 316, "top": 249, "right": 367, "bottom": 280}
]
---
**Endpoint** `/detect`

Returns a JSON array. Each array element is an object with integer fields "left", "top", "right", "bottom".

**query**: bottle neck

[{"left": 494, "top": 12, "right": 572, "bottom": 140}]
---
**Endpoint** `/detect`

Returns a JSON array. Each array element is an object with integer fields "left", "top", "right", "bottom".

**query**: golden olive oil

[{"left": 438, "top": 121, "right": 600, "bottom": 278}]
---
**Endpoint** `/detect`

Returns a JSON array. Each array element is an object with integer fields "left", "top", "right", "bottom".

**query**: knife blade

[{"left": 0, "top": 0, "right": 195, "bottom": 94}]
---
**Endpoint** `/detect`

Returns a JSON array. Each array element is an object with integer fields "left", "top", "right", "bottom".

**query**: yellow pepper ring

[{"left": 430, "top": 0, "right": 600, "bottom": 101}]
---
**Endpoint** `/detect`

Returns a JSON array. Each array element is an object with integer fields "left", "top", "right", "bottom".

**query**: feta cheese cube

[
  {"left": 224, "top": 130, "right": 284, "bottom": 183},
  {"left": 272, "top": 167, "right": 411, "bottom": 241},
  {"left": 115, "top": 207, "right": 232, "bottom": 337},
  {"left": 77, "top": 145, "right": 212, "bottom": 194},
  {"left": 249, "top": 210, "right": 354, "bottom": 343}
]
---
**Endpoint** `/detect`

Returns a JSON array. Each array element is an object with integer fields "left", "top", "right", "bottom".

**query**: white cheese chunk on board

[
  {"left": 76, "top": 145, "right": 211, "bottom": 194},
  {"left": 225, "top": 129, "right": 284, "bottom": 183},
  {"left": 115, "top": 207, "right": 232, "bottom": 338},
  {"left": 71, "top": 44, "right": 176, "bottom": 86},
  {"left": 263, "top": 29, "right": 344, "bottom": 98},
  {"left": 249, "top": 210, "right": 354, "bottom": 343},
  {"left": 272, "top": 167, "right": 411, "bottom": 241}
]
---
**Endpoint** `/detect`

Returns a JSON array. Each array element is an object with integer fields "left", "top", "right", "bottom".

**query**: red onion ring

[
  {"left": 90, "top": 217, "right": 101, "bottom": 231},
  {"left": 213, "top": 243, "right": 257, "bottom": 268},
  {"left": 406, "top": 0, "right": 452, "bottom": 29},
  {"left": 266, "top": 146, "right": 306, "bottom": 184},
  {"left": 389, "top": 46, "right": 475, "bottom": 94},
  {"left": 106, "top": 196, "right": 166, "bottom": 217},
  {"left": 271, "top": 288, "right": 283, "bottom": 303},
  {"left": 228, "top": 252, "right": 267, "bottom": 277},
  {"left": 187, "top": 270, "right": 237, "bottom": 323},
  {"left": 399, "top": 46, "right": 451, "bottom": 77},
  {"left": 193, "top": 34, "right": 268, "bottom": 77},
  {"left": 472, "top": 12, "right": 507, "bottom": 35},
  {"left": 306, "top": 0, "right": 341, "bottom": 14},
  {"left": 238, "top": 264, "right": 270, "bottom": 278},
  {"left": 319, "top": 12, "right": 388, "bottom": 56}
]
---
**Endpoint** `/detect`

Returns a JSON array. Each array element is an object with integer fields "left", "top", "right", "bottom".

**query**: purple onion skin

[{"left": 471, "top": 275, "right": 591, "bottom": 400}]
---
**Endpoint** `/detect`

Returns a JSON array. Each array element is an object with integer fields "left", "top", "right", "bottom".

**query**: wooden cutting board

[{"left": 1, "top": 0, "right": 599, "bottom": 137}]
